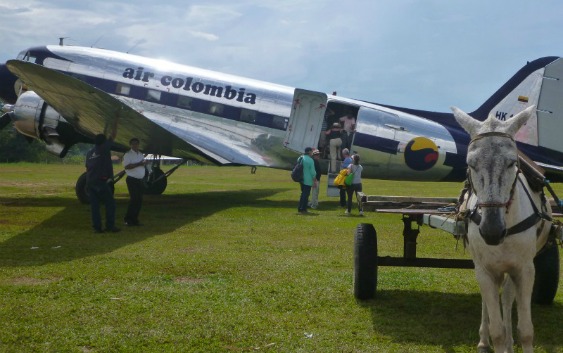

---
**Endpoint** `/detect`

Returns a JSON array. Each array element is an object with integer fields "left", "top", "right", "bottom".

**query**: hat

[
  {"left": 304, "top": 147, "right": 313, "bottom": 153},
  {"left": 312, "top": 149, "right": 320, "bottom": 155}
]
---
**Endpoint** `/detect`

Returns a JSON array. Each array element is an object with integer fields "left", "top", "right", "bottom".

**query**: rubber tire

[
  {"left": 75, "top": 172, "right": 115, "bottom": 205},
  {"left": 75, "top": 172, "right": 90, "bottom": 204},
  {"left": 532, "top": 243, "right": 560, "bottom": 305},
  {"left": 144, "top": 167, "right": 167, "bottom": 195},
  {"left": 354, "top": 223, "right": 378, "bottom": 300}
]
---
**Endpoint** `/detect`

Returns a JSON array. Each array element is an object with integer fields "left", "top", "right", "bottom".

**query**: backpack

[{"left": 291, "top": 156, "right": 304, "bottom": 182}]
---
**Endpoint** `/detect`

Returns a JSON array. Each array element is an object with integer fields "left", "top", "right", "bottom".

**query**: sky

[{"left": 0, "top": 0, "right": 562, "bottom": 112}]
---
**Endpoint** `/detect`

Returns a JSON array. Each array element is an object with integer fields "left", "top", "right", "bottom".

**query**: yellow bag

[{"left": 333, "top": 169, "right": 349, "bottom": 186}]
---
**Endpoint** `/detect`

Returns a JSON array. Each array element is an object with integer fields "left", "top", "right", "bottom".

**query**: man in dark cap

[{"left": 85, "top": 133, "right": 120, "bottom": 233}]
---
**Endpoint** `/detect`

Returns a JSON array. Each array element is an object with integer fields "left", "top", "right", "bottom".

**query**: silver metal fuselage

[{"left": 24, "top": 44, "right": 563, "bottom": 183}]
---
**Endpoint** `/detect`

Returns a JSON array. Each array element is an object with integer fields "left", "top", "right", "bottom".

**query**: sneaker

[
  {"left": 106, "top": 227, "right": 121, "bottom": 233},
  {"left": 345, "top": 210, "right": 350, "bottom": 215},
  {"left": 359, "top": 211, "right": 364, "bottom": 216}
]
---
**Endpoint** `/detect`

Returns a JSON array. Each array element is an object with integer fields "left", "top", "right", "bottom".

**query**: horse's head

[{"left": 451, "top": 106, "right": 535, "bottom": 245}]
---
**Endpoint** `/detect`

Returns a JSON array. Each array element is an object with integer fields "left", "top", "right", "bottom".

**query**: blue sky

[{"left": 1, "top": 0, "right": 561, "bottom": 112}]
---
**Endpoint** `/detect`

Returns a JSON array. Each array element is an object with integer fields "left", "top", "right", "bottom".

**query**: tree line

[{"left": 0, "top": 127, "right": 91, "bottom": 163}]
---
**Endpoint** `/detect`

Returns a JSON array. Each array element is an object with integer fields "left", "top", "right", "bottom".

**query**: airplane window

[
  {"left": 240, "top": 109, "right": 256, "bottom": 123},
  {"left": 116, "top": 83, "right": 131, "bottom": 95},
  {"left": 146, "top": 89, "right": 161, "bottom": 102},
  {"left": 177, "top": 96, "right": 193, "bottom": 109},
  {"left": 272, "top": 116, "right": 289, "bottom": 130},
  {"left": 209, "top": 103, "right": 224, "bottom": 116}
]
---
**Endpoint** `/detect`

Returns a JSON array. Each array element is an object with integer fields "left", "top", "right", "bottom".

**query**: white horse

[{"left": 452, "top": 105, "right": 552, "bottom": 353}]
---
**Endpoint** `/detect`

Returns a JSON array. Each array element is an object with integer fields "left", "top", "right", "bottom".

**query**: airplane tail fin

[{"left": 471, "top": 56, "right": 563, "bottom": 155}]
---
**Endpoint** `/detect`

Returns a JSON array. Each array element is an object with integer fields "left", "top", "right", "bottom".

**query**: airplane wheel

[
  {"left": 532, "top": 243, "right": 560, "bottom": 305},
  {"left": 76, "top": 172, "right": 90, "bottom": 204},
  {"left": 75, "top": 172, "right": 115, "bottom": 204},
  {"left": 354, "top": 223, "right": 378, "bottom": 300},
  {"left": 145, "top": 167, "right": 167, "bottom": 195}
]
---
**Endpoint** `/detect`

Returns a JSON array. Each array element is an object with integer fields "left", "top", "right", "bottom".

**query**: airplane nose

[{"left": 0, "top": 63, "right": 18, "bottom": 104}]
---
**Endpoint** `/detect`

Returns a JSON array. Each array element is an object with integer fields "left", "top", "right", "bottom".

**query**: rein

[
  {"left": 465, "top": 131, "right": 552, "bottom": 238},
  {"left": 468, "top": 175, "right": 552, "bottom": 237}
]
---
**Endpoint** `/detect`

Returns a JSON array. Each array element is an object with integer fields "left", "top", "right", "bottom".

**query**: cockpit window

[{"left": 18, "top": 51, "right": 37, "bottom": 63}]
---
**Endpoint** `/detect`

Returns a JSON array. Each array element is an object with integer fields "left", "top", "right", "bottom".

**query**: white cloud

[{"left": 1, "top": 0, "right": 562, "bottom": 111}]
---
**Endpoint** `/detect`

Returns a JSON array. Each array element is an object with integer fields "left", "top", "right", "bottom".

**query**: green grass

[{"left": 0, "top": 163, "right": 561, "bottom": 353}]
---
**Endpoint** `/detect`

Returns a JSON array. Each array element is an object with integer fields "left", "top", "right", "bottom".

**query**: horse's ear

[
  {"left": 505, "top": 105, "right": 535, "bottom": 136},
  {"left": 451, "top": 106, "right": 481, "bottom": 136}
]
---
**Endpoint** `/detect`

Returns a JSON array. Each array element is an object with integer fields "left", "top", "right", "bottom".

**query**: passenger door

[{"left": 284, "top": 89, "right": 327, "bottom": 153}]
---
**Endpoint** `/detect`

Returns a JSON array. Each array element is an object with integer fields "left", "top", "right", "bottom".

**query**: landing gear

[
  {"left": 143, "top": 156, "right": 185, "bottom": 195},
  {"left": 75, "top": 171, "right": 119, "bottom": 204},
  {"left": 75, "top": 155, "right": 185, "bottom": 203},
  {"left": 75, "top": 172, "right": 89, "bottom": 204},
  {"left": 144, "top": 166, "right": 167, "bottom": 195}
]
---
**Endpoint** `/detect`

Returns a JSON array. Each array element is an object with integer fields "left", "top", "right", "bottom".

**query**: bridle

[
  {"left": 467, "top": 132, "right": 518, "bottom": 210},
  {"left": 465, "top": 132, "right": 552, "bottom": 238}
]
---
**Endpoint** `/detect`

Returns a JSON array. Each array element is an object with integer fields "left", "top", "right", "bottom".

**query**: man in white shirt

[{"left": 123, "top": 138, "right": 146, "bottom": 226}]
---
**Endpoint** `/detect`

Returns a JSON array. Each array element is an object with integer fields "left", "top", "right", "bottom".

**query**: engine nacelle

[{"left": 12, "top": 91, "right": 84, "bottom": 157}]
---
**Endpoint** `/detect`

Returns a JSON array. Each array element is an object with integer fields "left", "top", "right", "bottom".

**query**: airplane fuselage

[{"left": 1, "top": 45, "right": 562, "bottom": 182}]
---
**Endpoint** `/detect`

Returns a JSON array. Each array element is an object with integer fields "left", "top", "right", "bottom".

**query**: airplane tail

[{"left": 471, "top": 56, "right": 563, "bottom": 155}]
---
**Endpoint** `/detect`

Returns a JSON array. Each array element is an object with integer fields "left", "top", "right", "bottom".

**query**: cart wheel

[
  {"left": 354, "top": 223, "right": 378, "bottom": 300},
  {"left": 532, "top": 243, "right": 560, "bottom": 305}
]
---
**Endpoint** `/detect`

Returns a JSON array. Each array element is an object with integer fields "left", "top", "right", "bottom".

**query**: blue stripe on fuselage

[{"left": 353, "top": 132, "right": 399, "bottom": 154}]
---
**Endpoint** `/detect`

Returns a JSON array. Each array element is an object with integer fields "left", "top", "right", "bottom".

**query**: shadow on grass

[
  {"left": 360, "top": 289, "right": 563, "bottom": 351},
  {"left": 0, "top": 188, "right": 292, "bottom": 267}
]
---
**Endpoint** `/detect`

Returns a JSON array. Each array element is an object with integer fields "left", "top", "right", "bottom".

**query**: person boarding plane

[{"left": 0, "top": 44, "right": 562, "bottom": 203}]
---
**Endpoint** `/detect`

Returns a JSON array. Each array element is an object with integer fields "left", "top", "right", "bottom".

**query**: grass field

[{"left": 0, "top": 163, "right": 561, "bottom": 353}]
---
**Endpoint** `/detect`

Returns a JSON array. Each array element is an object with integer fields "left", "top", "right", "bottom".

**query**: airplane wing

[{"left": 6, "top": 60, "right": 228, "bottom": 164}]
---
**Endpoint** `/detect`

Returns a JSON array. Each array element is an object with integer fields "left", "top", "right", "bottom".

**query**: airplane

[{"left": 0, "top": 44, "right": 562, "bottom": 203}]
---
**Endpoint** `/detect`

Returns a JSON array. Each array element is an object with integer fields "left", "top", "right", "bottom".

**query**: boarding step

[{"left": 326, "top": 172, "right": 341, "bottom": 197}]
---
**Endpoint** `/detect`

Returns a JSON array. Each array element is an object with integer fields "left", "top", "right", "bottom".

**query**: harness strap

[
  {"left": 505, "top": 213, "right": 542, "bottom": 236},
  {"left": 468, "top": 176, "right": 551, "bottom": 237}
]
